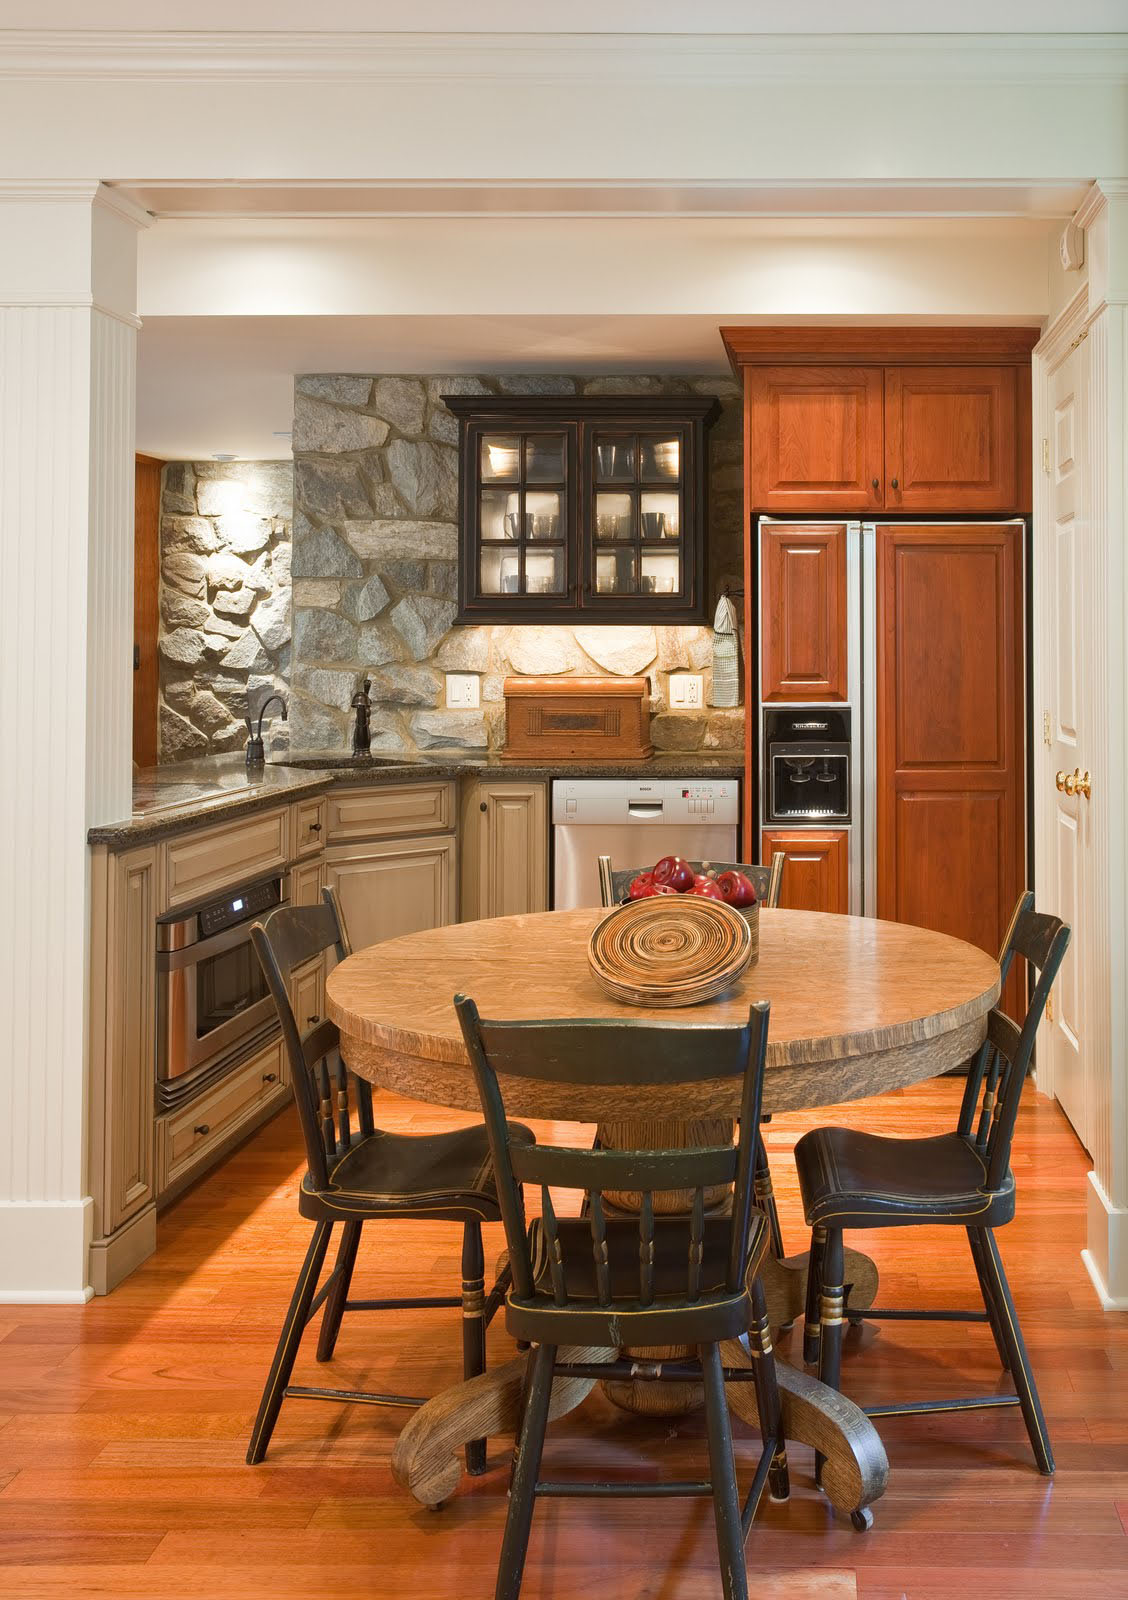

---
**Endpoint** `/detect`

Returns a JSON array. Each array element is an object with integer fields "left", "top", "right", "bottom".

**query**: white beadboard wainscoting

[{"left": 0, "top": 184, "right": 147, "bottom": 1300}]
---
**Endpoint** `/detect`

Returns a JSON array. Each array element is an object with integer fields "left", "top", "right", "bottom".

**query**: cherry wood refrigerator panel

[
  {"left": 747, "top": 366, "right": 884, "bottom": 512},
  {"left": 760, "top": 522, "right": 849, "bottom": 703},
  {"left": 885, "top": 366, "right": 1025, "bottom": 513},
  {"left": 875, "top": 522, "right": 1024, "bottom": 1013},
  {"left": 762, "top": 829, "right": 849, "bottom": 915}
]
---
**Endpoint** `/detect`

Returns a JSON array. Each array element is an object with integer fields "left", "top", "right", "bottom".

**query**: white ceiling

[{"left": 10, "top": 2, "right": 1128, "bottom": 31}]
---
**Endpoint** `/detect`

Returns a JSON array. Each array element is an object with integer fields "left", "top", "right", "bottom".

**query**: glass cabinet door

[
  {"left": 473, "top": 428, "right": 573, "bottom": 606},
  {"left": 588, "top": 426, "right": 689, "bottom": 607}
]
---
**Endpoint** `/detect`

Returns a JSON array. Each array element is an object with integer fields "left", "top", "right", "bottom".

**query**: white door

[{"left": 1038, "top": 337, "right": 1090, "bottom": 1150}]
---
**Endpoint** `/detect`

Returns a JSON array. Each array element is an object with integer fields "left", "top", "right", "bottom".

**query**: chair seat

[
  {"left": 795, "top": 1126, "right": 1015, "bottom": 1230},
  {"left": 503, "top": 1210, "right": 769, "bottom": 1345},
  {"left": 299, "top": 1121, "right": 534, "bottom": 1223}
]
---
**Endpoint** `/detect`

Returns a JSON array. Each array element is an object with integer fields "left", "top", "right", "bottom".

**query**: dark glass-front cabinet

[{"left": 445, "top": 395, "right": 719, "bottom": 624}]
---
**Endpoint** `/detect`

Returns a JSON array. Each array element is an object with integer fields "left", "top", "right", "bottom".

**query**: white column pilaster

[{"left": 0, "top": 183, "right": 147, "bottom": 1301}]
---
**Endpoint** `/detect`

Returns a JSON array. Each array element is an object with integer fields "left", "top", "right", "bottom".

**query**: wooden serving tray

[{"left": 502, "top": 675, "right": 653, "bottom": 762}]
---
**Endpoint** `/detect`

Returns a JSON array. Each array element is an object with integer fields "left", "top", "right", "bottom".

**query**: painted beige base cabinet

[
  {"left": 323, "top": 780, "right": 458, "bottom": 949},
  {"left": 460, "top": 779, "right": 549, "bottom": 921}
]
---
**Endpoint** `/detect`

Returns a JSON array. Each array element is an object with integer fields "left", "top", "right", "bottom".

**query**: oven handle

[{"left": 156, "top": 911, "right": 284, "bottom": 973}]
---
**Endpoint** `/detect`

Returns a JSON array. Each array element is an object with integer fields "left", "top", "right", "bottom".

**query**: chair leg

[
  {"left": 495, "top": 1341, "right": 555, "bottom": 1600},
  {"left": 754, "top": 1129, "right": 785, "bottom": 1260},
  {"left": 748, "top": 1278, "right": 790, "bottom": 1504},
  {"left": 701, "top": 1341, "right": 749, "bottom": 1600},
  {"left": 815, "top": 1227, "right": 845, "bottom": 1487},
  {"left": 966, "top": 1225, "right": 1011, "bottom": 1372},
  {"left": 316, "top": 1219, "right": 361, "bottom": 1363},
  {"left": 462, "top": 1219, "right": 488, "bottom": 1476},
  {"left": 803, "top": 1224, "right": 827, "bottom": 1366},
  {"left": 976, "top": 1227, "right": 1054, "bottom": 1475},
  {"left": 246, "top": 1220, "right": 333, "bottom": 1465}
]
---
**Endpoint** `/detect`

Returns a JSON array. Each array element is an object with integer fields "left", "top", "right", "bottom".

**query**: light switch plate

[
  {"left": 445, "top": 672, "right": 480, "bottom": 709},
  {"left": 668, "top": 673, "right": 703, "bottom": 709}
]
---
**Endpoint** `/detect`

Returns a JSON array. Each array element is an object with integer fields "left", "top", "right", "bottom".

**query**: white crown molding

[
  {"left": 1, "top": 30, "right": 1126, "bottom": 84},
  {"left": 0, "top": 295, "right": 142, "bottom": 328},
  {"left": 0, "top": 180, "right": 152, "bottom": 230}
]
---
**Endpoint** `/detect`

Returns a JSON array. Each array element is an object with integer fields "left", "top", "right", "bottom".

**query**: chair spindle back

[
  {"left": 957, "top": 901, "right": 1070, "bottom": 1192},
  {"left": 454, "top": 1000, "right": 770, "bottom": 1306},
  {"left": 250, "top": 887, "right": 374, "bottom": 1193}
]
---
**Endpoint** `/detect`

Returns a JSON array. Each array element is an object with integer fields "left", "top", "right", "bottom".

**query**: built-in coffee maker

[{"left": 763, "top": 707, "right": 851, "bottom": 824}]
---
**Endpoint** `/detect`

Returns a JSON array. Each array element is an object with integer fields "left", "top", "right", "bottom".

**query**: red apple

[
  {"left": 628, "top": 874, "right": 655, "bottom": 899},
  {"left": 690, "top": 877, "right": 724, "bottom": 898},
  {"left": 716, "top": 870, "right": 758, "bottom": 908},
  {"left": 650, "top": 883, "right": 680, "bottom": 896},
  {"left": 666, "top": 860, "right": 696, "bottom": 893},
  {"left": 651, "top": 854, "right": 680, "bottom": 886}
]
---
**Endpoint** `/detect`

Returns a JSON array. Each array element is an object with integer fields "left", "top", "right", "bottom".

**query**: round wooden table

[{"left": 327, "top": 906, "right": 999, "bottom": 1521}]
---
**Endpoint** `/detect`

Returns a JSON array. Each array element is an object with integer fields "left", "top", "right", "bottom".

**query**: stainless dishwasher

[{"left": 552, "top": 778, "right": 740, "bottom": 909}]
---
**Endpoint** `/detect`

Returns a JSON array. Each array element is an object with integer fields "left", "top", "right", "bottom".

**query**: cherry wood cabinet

[
  {"left": 874, "top": 521, "right": 1024, "bottom": 1013},
  {"left": 760, "top": 522, "right": 848, "bottom": 702},
  {"left": 762, "top": 829, "right": 849, "bottom": 914},
  {"left": 725, "top": 327, "right": 1036, "bottom": 518},
  {"left": 747, "top": 366, "right": 884, "bottom": 513},
  {"left": 885, "top": 366, "right": 1023, "bottom": 513}
]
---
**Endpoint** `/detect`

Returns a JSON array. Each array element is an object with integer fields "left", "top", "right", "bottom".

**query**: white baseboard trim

[
  {"left": 0, "top": 1286, "right": 94, "bottom": 1305},
  {"left": 1084, "top": 1170, "right": 1128, "bottom": 1311},
  {"left": 0, "top": 1196, "right": 93, "bottom": 1303}
]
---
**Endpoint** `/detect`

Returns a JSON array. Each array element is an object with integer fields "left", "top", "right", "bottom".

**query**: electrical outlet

[
  {"left": 445, "top": 673, "right": 480, "bottom": 710},
  {"left": 668, "top": 673, "right": 703, "bottom": 709}
]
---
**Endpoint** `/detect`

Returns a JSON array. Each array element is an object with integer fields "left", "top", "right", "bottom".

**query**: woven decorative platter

[{"left": 587, "top": 895, "right": 754, "bottom": 1008}]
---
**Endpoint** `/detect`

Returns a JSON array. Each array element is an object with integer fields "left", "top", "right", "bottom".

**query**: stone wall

[
  {"left": 289, "top": 374, "right": 745, "bottom": 754},
  {"left": 158, "top": 461, "right": 292, "bottom": 760}
]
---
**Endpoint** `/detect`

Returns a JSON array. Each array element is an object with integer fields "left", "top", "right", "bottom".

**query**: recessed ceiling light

[{"left": 212, "top": 452, "right": 238, "bottom": 461}]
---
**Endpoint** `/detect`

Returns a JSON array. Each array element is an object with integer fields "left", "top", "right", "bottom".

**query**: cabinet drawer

[
  {"left": 325, "top": 782, "right": 453, "bottom": 843},
  {"left": 157, "top": 1036, "right": 288, "bottom": 1196},
  {"left": 164, "top": 807, "right": 290, "bottom": 907},
  {"left": 291, "top": 954, "right": 326, "bottom": 1035},
  {"left": 291, "top": 857, "right": 324, "bottom": 907},
  {"left": 293, "top": 797, "right": 327, "bottom": 857}
]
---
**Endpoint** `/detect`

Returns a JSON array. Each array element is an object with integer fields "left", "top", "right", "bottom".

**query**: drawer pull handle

[
  {"left": 891, "top": 476, "right": 899, "bottom": 490},
  {"left": 307, "top": 1014, "right": 321, "bottom": 1026},
  {"left": 194, "top": 1124, "right": 210, "bottom": 1137},
  {"left": 308, "top": 821, "right": 322, "bottom": 833},
  {"left": 871, "top": 477, "right": 879, "bottom": 491},
  {"left": 480, "top": 801, "right": 488, "bottom": 812},
  {"left": 262, "top": 1072, "right": 278, "bottom": 1084}
]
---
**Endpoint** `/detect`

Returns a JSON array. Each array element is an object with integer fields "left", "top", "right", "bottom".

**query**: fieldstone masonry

[
  {"left": 289, "top": 374, "right": 745, "bottom": 755},
  {"left": 157, "top": 461, "right": 292, "bottom": 760}
]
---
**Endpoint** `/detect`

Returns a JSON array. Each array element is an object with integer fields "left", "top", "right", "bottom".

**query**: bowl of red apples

[{"left": 624, "top": 857, "right": 760, "bottom": 958}]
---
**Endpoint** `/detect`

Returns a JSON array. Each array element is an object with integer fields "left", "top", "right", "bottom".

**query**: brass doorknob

[
  {"left": 1075, "top": 769, "right": 1092, "bottom": 799},
  {"left": 1055, "top": 770, "right": 1069, "bottom": 792},
  {"left": 1063, "top": 770, "right": 1079, "bottom": 795}
]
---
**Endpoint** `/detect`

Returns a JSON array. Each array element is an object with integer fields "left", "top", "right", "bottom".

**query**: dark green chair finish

[
  {"left": 245, "top": 887, "right": 533, "bottom": 1473},
  {"left": 455, "top": 996, "right": 789, "bottom": 1600},
  {"left": 598, "top": 851, "right": 789, "bottom": 1263},
  {"left": 796, "top": 895, "right": 1070, "bottom": 1478}
]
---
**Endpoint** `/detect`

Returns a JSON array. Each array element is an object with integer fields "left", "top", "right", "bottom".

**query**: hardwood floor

[{"left": 0, "top": 1078, "right": 1121, "bottom": 1600}]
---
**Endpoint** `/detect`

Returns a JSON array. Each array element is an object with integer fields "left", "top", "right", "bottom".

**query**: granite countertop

[{"left": 88, "top": 749, "right": 746, "bottom": 847}]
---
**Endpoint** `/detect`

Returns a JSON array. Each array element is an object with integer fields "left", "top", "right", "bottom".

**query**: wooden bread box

[{"left": 502, "top": 676, "right": 653, "bottom": 762}]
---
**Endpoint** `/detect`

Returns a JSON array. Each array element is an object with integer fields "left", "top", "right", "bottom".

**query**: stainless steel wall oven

[{"left": 156, "top": 874, "right": 288, "bottom": 1111}]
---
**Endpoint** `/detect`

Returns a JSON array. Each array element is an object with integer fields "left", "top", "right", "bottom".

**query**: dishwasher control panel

[{"left": 551, "top": 778, "right": 740, "bottom": 825}]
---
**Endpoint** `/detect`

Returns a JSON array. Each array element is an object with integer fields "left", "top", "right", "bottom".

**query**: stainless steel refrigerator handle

[{"left": 861, "top": 522, "right": 878, "bottom": 917}]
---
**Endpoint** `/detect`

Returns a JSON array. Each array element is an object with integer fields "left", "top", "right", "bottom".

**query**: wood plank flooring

[{"left": 0, "top": 1079, "right": 1122, "bottom": 1600}]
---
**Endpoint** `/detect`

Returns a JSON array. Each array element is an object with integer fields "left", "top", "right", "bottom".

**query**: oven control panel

[{"left": 197, "top": 876, "right": 282, "bottom": 938}]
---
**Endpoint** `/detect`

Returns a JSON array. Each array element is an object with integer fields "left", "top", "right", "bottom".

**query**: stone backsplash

[
  {"left": 157, "top": 461, "right": 292, "bottom": 760},
  {"left": 288, "top": 373, "right": 745, "bottom": 755}
]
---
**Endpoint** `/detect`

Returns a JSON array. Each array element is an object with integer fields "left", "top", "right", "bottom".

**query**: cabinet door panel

[
  {"left": 761, "top": 523, "right": 848, "bottom": 702},
  {"left": 875, "top": 523, "right": 1024, "bottom": 1012},
  {"left": 324, "top": 836, "right": 456, "bottom": 952},
  {"left": 885, "top": 366, "right": 1022, "bottom": 511},
  {"left": 460, "top": 780, "right": 548, "bottom": 921},
  {"left": 761, "top": 830, "right": 848, "bottom": 914},
  {"left": 748, "top": 367, "right": 883, "bottom": 512}
]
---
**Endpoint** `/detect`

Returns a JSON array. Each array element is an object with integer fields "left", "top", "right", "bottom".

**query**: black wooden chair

[
  {"left": 246, "top": 887, "right": 533, "bottom": 1471},
  {"left": 455, "top": 995, "right": 789, "bottom": 1600},
  {"left": 597, "top": 852, "right": 786, "bottom": 913},
  {"left": 598, "top": 852, "right": 790, "bottom": 1262},
  {"left": 796, "top": 897, "right": 1070, "bottom": 1476}
]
